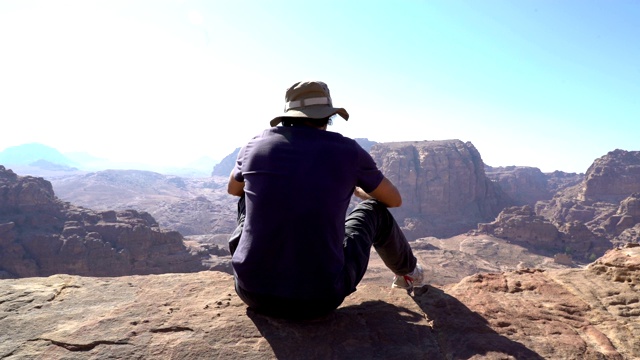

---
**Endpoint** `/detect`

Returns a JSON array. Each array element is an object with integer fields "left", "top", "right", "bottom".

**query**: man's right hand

[
  {"left": 354, "top": 187, "right": 374, "bottom": 201},
  {"left": 354, "top": 177, "right": 402, "bottom": 208}
]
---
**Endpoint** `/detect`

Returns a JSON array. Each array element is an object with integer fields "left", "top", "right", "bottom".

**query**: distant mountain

[
  {"left": 354, "top": 138, "right": 377, "bottom": 152},
  {"left": 29, "top": 159, "right": 78, "bottom": 172},
  {"left": 1, "top": 144, "right": 219, "bottom": 178},
  {"left": 0, "top": 143, "right": 74, "bottom": 167},
  {"left": 211, "top": 148, "right": 240, "bottom": 177}
]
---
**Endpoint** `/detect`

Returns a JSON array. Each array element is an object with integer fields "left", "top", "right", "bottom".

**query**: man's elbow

[
  {"left": 227, "top": 187, "right": 244, "bottom": 197},
  {"left": 387, "top": 197, "right": 402, "bottom": 208},
  {"left": 227, "top": 182, "right": 245, "bottom": 196}
]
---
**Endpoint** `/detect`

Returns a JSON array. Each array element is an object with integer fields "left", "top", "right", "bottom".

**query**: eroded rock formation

[
  {"left": 484, "top": 166, "right": 582, "bottom": 206},
  {"left": 0, "top": 166, "right": 207, "bottom": 278},
  {"left": 536, "top": 150, "right": 640, "bottom": 247},
  {"left": 485, "top": 166, "right": 552, "bottom": 206},
  {"left": 581, "top": 149, "right": 640, "bottom": 203},
  {"left": 478, "top": 205, "right": 612, "bottom": 261},
  {"left": 369, "top": 140, "right": 512, "bottom": 239}
]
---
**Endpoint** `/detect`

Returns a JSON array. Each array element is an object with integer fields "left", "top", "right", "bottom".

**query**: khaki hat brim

[{"left": 270, "top": 107, "right": 349, "bottom": 127}]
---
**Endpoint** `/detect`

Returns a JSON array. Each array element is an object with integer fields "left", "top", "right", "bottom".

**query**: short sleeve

[
  {"left": 232, "top": 146, "right": 246, "bottom": 182},
  {"left": 355, "top": 145, "right": 384, "bottom": 193}
]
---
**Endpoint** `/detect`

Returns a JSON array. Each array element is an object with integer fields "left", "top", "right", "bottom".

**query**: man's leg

[
  {"left": 342, "top": 199, "right": 417, "bottom": 294},
  {"left": 228, "top": 194, "right": 245, "bottom": 256}
]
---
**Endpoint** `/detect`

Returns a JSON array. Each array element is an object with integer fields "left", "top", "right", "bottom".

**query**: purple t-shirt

[{"left": 231, "top": 126, "right": 384, "bottom": 300}]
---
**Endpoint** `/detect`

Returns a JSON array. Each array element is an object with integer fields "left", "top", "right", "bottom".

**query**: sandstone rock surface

[{"left": 1, "top": 246, "right": 637, "bottom": 359}]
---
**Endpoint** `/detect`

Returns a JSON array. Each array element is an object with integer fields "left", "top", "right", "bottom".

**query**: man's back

[{"left": 231, "top": 126, "right": 383, "bottom": 300}]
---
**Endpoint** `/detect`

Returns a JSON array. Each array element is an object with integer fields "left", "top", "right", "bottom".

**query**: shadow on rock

[
  {"left": 247, "top": 300, "right": 441, "bottom": 360},
  {"left": 412, "top": 285, "right": 544, "bottom": 360}
]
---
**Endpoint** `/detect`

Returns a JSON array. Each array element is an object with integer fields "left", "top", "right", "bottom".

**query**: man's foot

[{"left": 391, "top": 263, "right": 424, "bottom": 294}]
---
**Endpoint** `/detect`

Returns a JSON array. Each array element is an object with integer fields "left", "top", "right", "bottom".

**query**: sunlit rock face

[
  {"left": 581, "top": 149, "right": 640, "bottom": 203},
  {"left": 535, "top": 151, "right": 640, "bottom": 249},
  {"left": 0, "top": 165, "right": 206, "bottom": 278},
  {"left": 369, "top": 140, "right": 512, "bottom": 239}
]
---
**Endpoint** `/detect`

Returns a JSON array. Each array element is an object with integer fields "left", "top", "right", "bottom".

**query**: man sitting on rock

[{"left": 227, "top": 80, "right": 423, "bottom": 319}]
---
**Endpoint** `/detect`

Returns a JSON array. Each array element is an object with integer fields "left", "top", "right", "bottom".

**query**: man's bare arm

[
  {"left": 227, "top": 173, "right": 245, "bottom": 196},
  {"left": 354, "top": 177, "right": 402, "bottom": 208}
]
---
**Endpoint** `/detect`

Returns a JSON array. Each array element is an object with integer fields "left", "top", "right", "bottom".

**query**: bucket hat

[{"left": 270, "top": 81, "right": 349, "bottom": 127}]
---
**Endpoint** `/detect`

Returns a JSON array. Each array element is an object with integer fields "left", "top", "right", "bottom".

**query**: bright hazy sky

[{"left": 1, "top": 1, "right": 638, "bottom": 173}]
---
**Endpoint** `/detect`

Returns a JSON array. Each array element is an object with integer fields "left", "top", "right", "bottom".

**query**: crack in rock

[
  {"left": 149, "top": 326, "right": 194, "bottom": 333},
  {"left": 45, "top": 339, "right": 130, "bottom": 351},
  {"left": 47, "top": 284, "right": 81, "bottom": 302}
]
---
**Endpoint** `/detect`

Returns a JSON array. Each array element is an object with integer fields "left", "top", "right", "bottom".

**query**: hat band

[{"left": 285, "top": 97, "right": 331, "bottom": 111}]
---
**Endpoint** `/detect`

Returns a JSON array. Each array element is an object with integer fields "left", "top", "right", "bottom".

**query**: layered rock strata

[{"left": 369, "top": 140, "right": 512, "bottom": 239}]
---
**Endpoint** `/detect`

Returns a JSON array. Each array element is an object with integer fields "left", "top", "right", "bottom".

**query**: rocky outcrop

[
  {"left": 478, "top": 205, "right": 612, "bottom": 262},
  {"left": 1, "top": 246, "right": 638, "bottom": 359},
  {"left": 484, "top": 166, "right": 582, "bottom": 206},
  {"left": 602, "top": 193, "right": 640, "bottom": 236},
  {"left": 581, "top": 149, "right": 640, "bottom": 203},
  {"left": 535, "top": 150, "right": 640, "bottom": 248},
  {"left": 545, "top": 170, "right": 585, "bottom": 194},
  {"left": 615, "top": 224, "right": 640, "bottom": 246},
  {"left": 485, "top": 166, "right": 552, "bottom": 206},
  {"left": 0, "top": 166, "right": 207, "bottom": 278},
  {"left": 478, "top": 205, "right": 560, "bottom": 247},
  {"left": 369, "top": 140, "right": 512, "bottom": 239}
]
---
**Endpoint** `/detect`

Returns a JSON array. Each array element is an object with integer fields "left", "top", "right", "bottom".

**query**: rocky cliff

[
  {"left": 1, "top": 245, "right": 637, "bottom": 359},
  {"left": 0, "top": 166, "right": 207, "bottom": 278},
  {"left": 581, "top": 149, "right": 640, "bottom": 203},
  {"left": 484, "top": 166, "right": 582, "bottom": 206},
  {"left": 211, "top": 147, "right": 240, "bottom": 176},
  {"left": 536, "top": 150, "right": 640, "bottom": 246},
  {"left": 369, "top": 140, "right": 512, "bottom": 239}
]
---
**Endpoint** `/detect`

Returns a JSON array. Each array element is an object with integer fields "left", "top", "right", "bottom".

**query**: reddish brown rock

[
  {"left": 478, "top": 205, "right": 560, "bottom": 246},
  {"left": 478, "top": 205, "right": 611, "bottom": 262},
  {"left": 1, "top": 246, "right": 637, "bottom": 359},
  {"left": 485, "top": 166, "right": 553, "bottom": 206},
  {"left": 369, "top": 140, "right": 511, "bottom": 239},
  {"left": 0, "top": 166, "right": 207, "bottom": 278},
  {"left": 581, "top": 149, "right": 640, "bottom": 203}
]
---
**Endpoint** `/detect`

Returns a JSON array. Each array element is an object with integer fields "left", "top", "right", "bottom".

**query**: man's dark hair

[{"left": 281, "top": 116, "right": 333, "bottom": 128}]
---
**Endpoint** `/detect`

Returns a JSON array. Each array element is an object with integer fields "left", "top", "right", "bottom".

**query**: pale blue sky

[{"left": 1, "top": 0, "right": 638, "bottom": 173}]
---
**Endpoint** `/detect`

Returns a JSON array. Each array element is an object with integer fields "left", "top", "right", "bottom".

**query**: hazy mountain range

[{"left": 0, "top": 143, "right": 218, "bottom": 178}]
